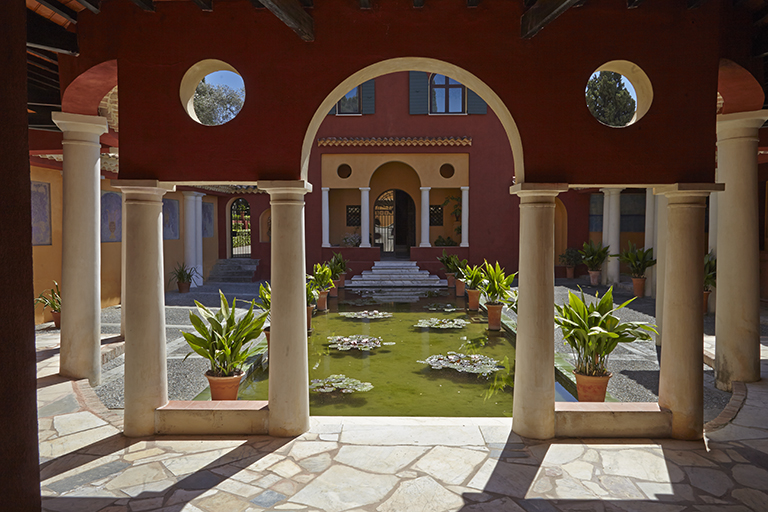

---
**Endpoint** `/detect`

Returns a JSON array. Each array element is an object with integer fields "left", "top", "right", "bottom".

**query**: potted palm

[
  {"left": 437, "top": 250, "right": 457, "bottom": 287},
  {"left": 35, "top": 281, "right": 62, "bottom": 328},
  {"left": 479, "top": 261, "right": 517, "bottom": 331},
  {"left": 559, "top": 248, "right": 582, "bottom": 279},
  {"left": 309, "top": 263, "right": 335, "bottom": 311},
  {"left": 579, "top": 240, "right": 610, "bottom": 286},
  {"left": 182, "top": 290, "right": 267, "bottom": 400},
  {"left": 555, "top": 287, "right": 656, "bottom": 401},
  {"left": 258, "top": 282, "right": 271, "bottom": 344},
  {"left": 451, "top": 255, "right": 468, "bottom": 297},
  {"left": 329, "top": 252, "right": 350, "bottom": 295},
  {"left": 462, "top": 264, "right": 485, "bottom": 311},
  {"left": 617, "top": 242, "right": 656, "bottom": 297},
  {"left": 169, "top": 262, "right": 198, "bottom": 293},
  {"left": 704, "top": 251, "right": 716, "bottom": 314},
  {"left": 307, "top": 281, "right": 319, "bottom": 330}
]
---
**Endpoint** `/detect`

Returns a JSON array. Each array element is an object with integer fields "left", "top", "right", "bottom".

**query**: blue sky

[{"left": 204, "top": 70, "right": 245, "bottom": 91}]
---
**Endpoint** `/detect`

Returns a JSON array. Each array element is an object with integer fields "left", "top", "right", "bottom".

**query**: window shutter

[
  {"left": 328, "top": 104, "right": 337, "bottom": 115},
  {"left": 409, "top": 71, "right": 429, "bottom": 115},
  {"left": 466, "top": 89, "right": 487, "bottom": 115},
  {"left": 361, "top": 80, "right": 375, "bottom": 114}
]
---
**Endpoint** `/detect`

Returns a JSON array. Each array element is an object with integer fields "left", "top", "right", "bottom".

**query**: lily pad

[
  {"left": 418, "top": 352, "right": 503, "bottom": 377},
  {"left": 327, "top": 334, "right": 383, "bottom": 351},
  {"left": 414, "top": 318, "right": 470, "bottom": 329},
  {"left": 309, "top": 374, "right": 374, "bottom": 393},
  {"left": 339, "top": 310, "right": 393, "bottom": 320},
  {"left": 424, "top": 303, "right": 458, "bottom": 312}
]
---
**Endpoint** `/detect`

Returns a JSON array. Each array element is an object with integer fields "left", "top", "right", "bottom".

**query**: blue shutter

[
  {"left": 328, "top": 104, "right": 336, "bottom": 115},
  {"left": 466, "top": 89, "right": 487, "bottom": 115},
  {"left": 361, "top": 80, "right": 375, "bottom": 114},
  {"left": 409, "top": 71, "right": 429, "bottom": 115}
]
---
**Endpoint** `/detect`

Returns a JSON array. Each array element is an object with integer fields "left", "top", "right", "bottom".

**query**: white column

[
  {"left": 607, "top": 188, "right": 623, "bottom": 285},
  {"left": 182, "top": 191, "right": 198, "bottom": 287},
  {"left": 113, "top": 180, "right": 173, "bottom": 437},
  {"left": 52, "top": 112, "right": 108, "bottom": 386},
  {"left": 460, "top": 186, "right": 469, "bottom": 247},
  {"left": 121, "top": 193, "right": 127, "bottom": 337},
  {"left": 715, "top": 110, "right": 768, "bottom": 390},
  {"left": 195, "top": 193, "right": 204, "bottom": 286},
  {"left": 420, "top": 187, "right": 431, "bottom": 247},
  {"left": 657, "top": 185, "right": 714, "bottom": 440},
  {"left": 600, "top": 189, "right": 611, "bottom": 285},
  {"left": 260, "top": 180, "right": 312, "bottom": 437},
  {"left": 360, "top": 187, "right": 371, "bottom": 248},
  {"left": 655, "top": 194, "right": 668, "bottom": 350},
  {"left": 321, "top": 187, "right": 330, "bottom": 248},
  {"left": 707, "top": 189, "right": 718, "bottom": 312},
  {"left": 644, "top": 188, "right": 656, "bottom": 297},
  {"left": 510, "top": 183, "right": 567, "bottom": 440}
]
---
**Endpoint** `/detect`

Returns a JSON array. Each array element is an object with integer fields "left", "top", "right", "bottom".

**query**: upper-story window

[
  {"left": 337, "top": 87, "right": 361, "bottom": 114},
  {"left": 329, "top": 80, "right": 375, "bottom": 115},
  {"left": 430, "top": 74, "right": 465, "bottom": 114}
]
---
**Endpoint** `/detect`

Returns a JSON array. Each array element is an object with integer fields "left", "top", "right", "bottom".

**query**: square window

[
  {"left": 346, "top": 205, "right": 361, "bottom": 226},
  {"left": 338, "top": 87, "right": 361, "bottom": 114},
  {"left": 429, "top": 205, "right": 443, "bottom": 226}
]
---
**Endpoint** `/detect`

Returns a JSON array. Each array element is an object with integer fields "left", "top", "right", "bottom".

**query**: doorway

[
  {"left": 230, "top": 198, "right": 251, "bottom": 258},
  {"left": 374, "top": 189, "right": 416, "bottom": 259}
]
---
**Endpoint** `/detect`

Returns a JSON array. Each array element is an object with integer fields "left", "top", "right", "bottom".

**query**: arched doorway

[
  {"left": 374, "top": 189, "right": 415, "bottom": 259},
  {"left": 230, "top": 198, "right": 251, "bottom": 258}
]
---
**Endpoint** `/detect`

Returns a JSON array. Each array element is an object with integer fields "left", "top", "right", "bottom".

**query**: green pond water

[{"left": 197, "top": 289, "right": 576, "bottom": 416}]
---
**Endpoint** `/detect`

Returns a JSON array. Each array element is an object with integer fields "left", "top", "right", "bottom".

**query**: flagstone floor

[{"left": 36, "top": 320, "right": 768, "bottom": 511}]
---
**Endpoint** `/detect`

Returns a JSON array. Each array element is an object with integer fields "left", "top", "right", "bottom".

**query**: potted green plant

[
  {"left": 479, "top": 261, "right": 517, "bottom": 331},
  {"left": 554, "top": 286, "right": 656, "bottom": 402},
  {"left": 169, "top": 262, "right": 199, "bottom": 293},
  {"left": 617, "top": 241, "right": 656, "bottom": 298},
  {"left": 307, "top": 281, "right": 319, "bottom": 330},
  {"left": 328, "top": 252, "right": 350, "bottom": 297},
  {"left": 308, "top": 263, "right": 335, "bottom": 311},
  {"left": 559, "top": 247, "right": 582, "bottom": 279},
  {"left": 258, "top": 282, "right": 271, "bottom": 344},
  {"left": 462, "top": 264, "right": 485, "bottom": 311},
  {"left": 451, "top": 255, "right": 468, "bottom": 297},
  {"left": 704, "top": 251, "right": 717, "bottom": 314},
  {"left": 437, "top": 250, "right": 457, "bottom": 287},
  {"left": 35, "top": 280, "right": 62, "bottom": 328},
  {"left": 182, "top": 290, "right": 267, "bottom": 400},
  {"left": 579, "top": 240, "right": 610, "bottom": 286}
]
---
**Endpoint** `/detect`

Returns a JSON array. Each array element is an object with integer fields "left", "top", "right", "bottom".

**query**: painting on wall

[
  {"left": 101, "top": 191, "right": 122, "bottom": 242},
  {"left": 163, "top": 198, "right": 180, "bottom": 240},
  {"left": 31, "top": 181, "right": 51, "bottom": 246},
  {"left": 202, "top": 202, "right": 214, "bottom": 238}
]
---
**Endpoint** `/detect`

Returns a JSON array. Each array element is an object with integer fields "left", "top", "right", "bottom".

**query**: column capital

[
  {"left": 461, "top": 186, "right": 469, "bottom": 191},
  {"left": 259, "top": 180, "right": 313, "bottom": 197},
  {"left": 321, "top": 187, "right": 330, "bottom": 192},
  {"left": 420, "top": 186, "right": 431, "bottom": 191},
  {"left": 654, "top": 183, "right": 724, "bottom": 200},
  {"left": 181, "top": 190, "right": 202, "bottom": 198},
  {"left": 510, "top": 183, "right": 568, "bottom": 198},
  {"left": 717, "top": 110, "right": 768, "bottom": 141},
  {"left": 599, "top": 187, "right": 624, "bottom": 195},
  {"left": 52, "top": 112, "right": 108, "bottom": 141},
  {"left": 359, "top": 187, "right": 371, "bottom": 192},
  {"left": 112, "top": 180, "right": 175, "bottom": 200}
]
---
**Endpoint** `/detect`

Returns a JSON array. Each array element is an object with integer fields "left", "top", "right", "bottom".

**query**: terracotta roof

[{"left": 317, "top": 136, "right": 472, "bottom": 147}]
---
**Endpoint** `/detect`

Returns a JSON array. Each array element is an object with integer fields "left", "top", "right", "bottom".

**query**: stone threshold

[
  {"left": 155, "top": 400, "right": 269, "bottom": 435},
  {"left": 555, "top": 402, "right": 672, "bottom": 438}
]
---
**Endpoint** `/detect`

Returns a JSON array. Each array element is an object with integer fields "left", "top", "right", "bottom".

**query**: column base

[{"left": 419, "top": 243, "right": 431, "bottom": 248}]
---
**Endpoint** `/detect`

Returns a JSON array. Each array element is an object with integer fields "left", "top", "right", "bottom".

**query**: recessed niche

[
  {"left": 585, "top": 60, "right": 652, "bottom": 128},
  {"left": 337, "top": 164, "right": 352, "bottom": 179},
  {"left": 180, "top": 60, "right": 245, "bottom": 126},
  {"left": 439, "top": 163, "right": 455, "bottom": 179}
]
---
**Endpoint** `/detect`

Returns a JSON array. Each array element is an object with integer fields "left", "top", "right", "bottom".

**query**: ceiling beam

[
  {"left": 191, "top": 0, "right": 213, "bottom": 10},
  {"left": 27, "top": 47, "right": 59, "bottom": 63},
  {"left": 36, "top": 0, "right": 78, "bottom": 24},
  {"left": 258, "top": 0, "right": 314, "bottom": 41},
  {"left": 627, "top": 0, "right": 644, "bottom": 7},
  {"left": 27, "top": 12, "right": 79, "bottom": 55},
  {"left": 521, "top": 0, "right": 581, "bottom": 39},
  {"left": 28, "top": 53, "right": 59, "bottom": 74},
  {"left": 72, "top": 0, "right": 100, "bottom": 14},
  {"left": 28, "top": 84, "right": 62, "bottom": 106},
  {"left": 130, "top": 0, "right": 155, "bottom": 12},
  {"left": 28, "top": 66, "right": 60, "bottom": 86},
  {"left": 687, "top": 0, "right": 709, "bottom": 7}
]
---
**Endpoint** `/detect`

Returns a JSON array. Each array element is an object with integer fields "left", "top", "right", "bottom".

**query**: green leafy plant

[
  {"left": 480, "top": 260, "right": 517, "bottom": 305},
  {"left": 617, "top": 241, "right": 656, "bottom": 278},
  {"left": 462, "top": 264, "right": 485, "bottom": 291},
  {"left": 341, "top": 232, "right": 361, "bottom": 247},
  {"left": 579, "top": 240, "right": 610, "bottom": 272},
  {"left": 34, "top": 281, "right": 62, "bottom": 313},
  {"left": 328, "top": 252, "right": 350, "bottom": 280},
  {"left": 554, "top": 286, "right": 656, "bottom": 377},
  {"left": 258, "top": 282, "right": 271, "bottom": 317},
  {"left": 704, "top": 251, "right": 717, "bottom": 291},
  {"left": 169, "top": 262, "right": 199, "bottom": 285},
  {"left": 182, "top": 291, "right": 268, "bottom": 377},
  {"left": 449, "top": 255, "right": 468, "bottom": 275},
  {"left": 437, "top": 249, "right": 454, "bottom": 272},
  {"left": 308, "top": 263, "right": 335, "bottom": 292},
  {"left": 559, "top": 248, "right": 583, "bottom": 268},
  {"left": 434, "top": 235, "right": 458, "bottom": 246},
  {"left": 442, "top": 195, "right": 462, "bottom": 222},
  {"left": 307, "top": 281, "right": 320, "bottom": 306}
]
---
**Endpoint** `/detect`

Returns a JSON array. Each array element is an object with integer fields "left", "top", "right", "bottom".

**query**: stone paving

[{"left": 35, "top": 303, "right": 768, "bottom": 511}]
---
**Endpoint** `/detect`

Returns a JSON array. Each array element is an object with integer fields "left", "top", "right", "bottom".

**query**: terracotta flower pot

[
  {"left": 574, "top": 371, "right": 611, "bottom": 402},
  {"left": 330, "top": 282, "right": 339, "bottom": 297},
  {"left": 205, "top": 371, "right": 242, "bottom": 400},
  {"left": 467, "top": 289, "right": 481, "bottom": 311},
  {"left": 588, "top": 270, "right": 601, "bottom": 286},
  {"left": 178, "top": 281, "right": 191, "bottom": 293},
  {"left": 632, "top": 277, "right": 646, "bottom": 298},
  {"left": 51, "top": 311, "right": 61, "bottom": 329},
  {"left": 307, "top": 306, "right": 313, "bottom": 330},
  {"left": 486, "top": 303, "right": 503, "bottom": 331},
  {"left": 456, "top": 279, "right": 466, "bottom": 297},
  {"left": 339, "top": 272, "right": 347, "bottom": 288},
  {"left": 446, "top": 272, "right": 456, "bottom": 288},
  {"left": 317, "top": 290, "right": 329, "bottom": 311},
  {"left": 703, "top": 290, "right": 711, "bottom": 315},
  {"left": 566, "top": 266, "right": 575, "bottom": 279}
]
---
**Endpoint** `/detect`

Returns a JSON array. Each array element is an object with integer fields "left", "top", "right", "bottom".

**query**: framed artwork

[
  {"left": 202, "top": 202, "right": 214, "bottom": 238},
  {"left": 31, "top": 181, "right": 51, "bottom": 246},
  {"left": 163, "top": 198, "right": 180, "bottom": 240},
  {"left": 100, "top": 191, "right": 122, "bottom": 242}
]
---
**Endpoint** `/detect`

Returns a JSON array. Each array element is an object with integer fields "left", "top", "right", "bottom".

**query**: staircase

[
  {"left": 206, "top": 258, "right": 259, "bottom": 283},
  {"left": 346, "top": 261, "right": 445, "bottom": 288}
]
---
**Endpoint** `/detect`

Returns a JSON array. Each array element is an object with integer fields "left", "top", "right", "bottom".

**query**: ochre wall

[
  {"left": 163, "top": 190, "right": 185, "bottom": 292},
  {"left": 31, "top": 165, "right": 63, "bottom": 325},
  {"left": 100, "top": 179, "right": 123, "bottom": 309},
  {"left": 329, "top": 188, "right": 361, "bottom": 246}
]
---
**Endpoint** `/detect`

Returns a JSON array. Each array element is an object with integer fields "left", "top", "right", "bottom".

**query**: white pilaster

[
  {"left": 460, "top": 186, "right": 469, "bottom": 247},
  {"left": 113, "top": 180, "right": 174, "bottom": 437},
  {"left": 607, "top": 188, "right": 623, "bottom": 285},
  {"left": 52, "top": 112, "right": 108, "bottom": 386},
  {"left": 600, "top": 189, "right": 611, "bottom": 285},
  {"left": 510, "top": 183, "right": 568, "bottom": 440},
  {"left": 182, "top": 191, "right": 198, "bottom": 287},
  {"left": 420, "top": 187, "right": 431, "bottom": 247},
  {"left": 715, "top": 110, "right": 768, "bottom": 390},
  {"left": 360, "top": 187, "right": 371, "bottom": 248},
  {"left": 260, "top": 180, "right": 313, "bottom": 437},
  {"left": 644, "top": 188, "right": 656, "bottom": 297},
  {"left": 321, "top": 187, "right": 330, "bottom": 248},
  {"left": 195, "top": 193, "right": 204, "bottom": 286}
]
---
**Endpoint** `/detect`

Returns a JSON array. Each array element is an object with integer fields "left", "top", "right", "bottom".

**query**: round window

[
  {"left": 337, "top": 164, "right": 352, "bottom": 179},
  {"left": 439, "top": 164, "right": 455, "bottom": 179},
  {"left": 585, "top": 61, "right": 652, "bottom": 128},
  {"left": 180, "top": 60, "right": 245, "bottom": 126}
]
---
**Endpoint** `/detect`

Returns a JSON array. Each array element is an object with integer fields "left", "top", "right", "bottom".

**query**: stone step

[
  {"left": 206, "top": 276, "right": 256, "bottom": 283},
  {"left": 208, "top": 269, "right": 258, "bottom": 276},
  {"left": 345, "top": 260, "right": 444, "bottom": 288},
  {"left": 370, "top": 261, "right": 418, "bottom": 267},
  {"left": 346, "top": 279, "right": 443, "bottom": 288},
  {"left": 367, "top": 269, "right": 431, "bottom": 275},
  {"left": 206, "top": 258, "right": 259, "bottom": 284}
]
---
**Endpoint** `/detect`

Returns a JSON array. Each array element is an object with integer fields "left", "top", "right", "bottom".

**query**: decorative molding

[
  {"left": 37, "top": 151, "right": 119, "bottom": 174},
  {"left": 195, "top": 185, "right": 264, "bottom": 194},
  {"left": 98, "top": 85, "right": 119, "bottom": 132},
  {"left": 317, "top": 136, "right": 472, "bottom": 147}
]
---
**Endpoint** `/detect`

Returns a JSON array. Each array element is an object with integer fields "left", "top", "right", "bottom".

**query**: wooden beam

[
  {"left": 27, "top": 12, "right": 78, "bottom": 55},
  {"left": 27, "top": 47, "right": 59, "bottom": 63},
  {"left": 27, "top": 53, "right": 59, "bottom": 74},
  {"left": 36, "top": 0, "right": 78, "bottom": 24},
  {"left": 627, "top": 0, "right": 644, "bottom": 7},
  {"left": 72, "top": 0, "right": 100, "bottom": 14},
  {"left": 28, "top": 66, "right": 59, "bottom": 86},
  {"left": 191, "top": 0, "right": 213, "bottom": 11},
  {"left": 130, "top": 0, "right": 155, "bottom": 12},
  {"left": 687, "top": 0, "right": 708, "bottom": 7},
  {"left": 259, "top": 0, "right": 314, "bottom": 41},
  {"left": 521, "top": 0, "right": 581, "bottom": 39},
  {"left": 359, "top": 0, "right": 371, "bottom": 8},
  {"left": 28, "top": 84, "right": 61, "bottom": 106}
]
